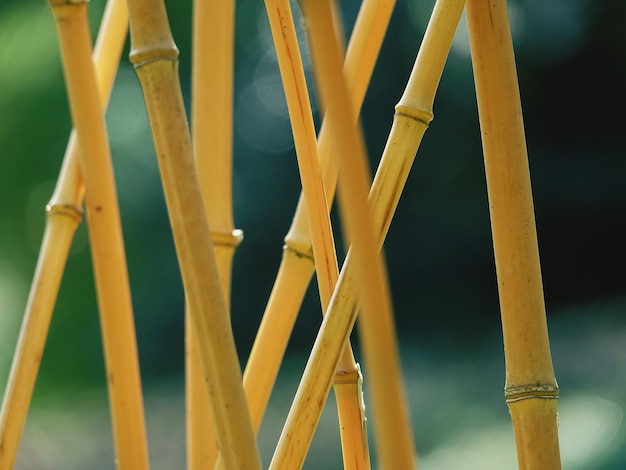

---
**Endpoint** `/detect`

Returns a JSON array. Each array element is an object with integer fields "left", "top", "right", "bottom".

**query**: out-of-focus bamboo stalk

[
  {"left": 46, "top": 1, "right": 148, "bottom": 468},
  {"left": 186, "top": 0, "right": 241, "bottom": 467},
  {"left": 243, "top": 0, "right": 395, "bottom": 444},
  {"left": 465, "top": 1, "right": 561, "bottom": 468},
  {"left": 0, "top": 3, "right": 128, "bottom": 467},
  {"left": 268, "top": 0, "right": 464, "bottom": 468},
  {"left": 125, "top": 0, "right": 260, "bottom": 468}
]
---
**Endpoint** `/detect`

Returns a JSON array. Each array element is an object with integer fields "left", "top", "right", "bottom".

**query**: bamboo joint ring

[
  {"left": 45, "top": 203, "right": 84, "bottom": 223},
  {"left": 504, "top": 384, "right": 559, "bottom": 403},
  {"left": 211, "top": 229, "right": 244, "bottom": 248}
]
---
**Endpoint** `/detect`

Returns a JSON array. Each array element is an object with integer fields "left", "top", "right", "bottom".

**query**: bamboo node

[
  {"left": 211, "top": 229, "right": 244, "bottom": 248},
  {"left": 394, "top": 105, "right": 434, "bottom": 126},
  {"left": 333, "top": 366, "right": 361, "bottom": 385},
  {"left": 283, "top": 239, "right": 314, "bottom": 261},
  {"left": 45, "top": 203, "right": 83, "bottom": 223},
  {"left": 504, "top": 383, "right": 559, "bottom": 403},
  {"left": 48, "top": 0, "right": 88, "bottom": 5},
  {"left": 129, "top": 47, "right": 180, "bottom": 69}
]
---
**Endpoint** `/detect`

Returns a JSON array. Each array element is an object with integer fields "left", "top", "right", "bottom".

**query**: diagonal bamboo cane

[
  {"left": 243, "top": 1, "right": 395, "bottom": 451},
  {"left": 260, "top": 0, "right": 378, "bottom": 466},
  {"left": 45, "top": 0, "right": 149, "bottom": 467},
  {"left": 0, "top": 3, "right": 128, "bottom": 467},
  {"left": 283, "top": 0, "right": 415, "bottom": 467},
  {"left": 186, "top": 0, "right": 242, "bottom": 467},
  {"left": 268, "top": 0, "right": 465, "bottom": 467},
  {"left": 125, "top": 0, "right": 260, "bottom": 468},
  {"left": 465, "top": 1, "right": 561, "bottom": 468}
]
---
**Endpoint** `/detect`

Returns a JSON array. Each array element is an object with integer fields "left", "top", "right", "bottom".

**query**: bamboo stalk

[
  {"left": 298, "top": 0, "right": 415, "bottom": 467},
  {"left": 243, "top": 0, "right": 395, "bottom": 443},
  {"left": 125, "top": 0, "right": 260, "bottom": 468},
  {"left": 46, "top": 1, "right": 148, "bottom": 468},
  {"left": 0, "top": 3, "right": 128, "bottom": 467},
  {"left": 465, "top": 1, "right": 561, "bottom": 468},
  {"left": 268, "top": 0, "right": 465, "bottom": 468},
  {"left": 261, "top": 0, "right": 376, "bottom": 466},
  {"left": 186, "top": 0, "right": 241, "bottom": 467}
]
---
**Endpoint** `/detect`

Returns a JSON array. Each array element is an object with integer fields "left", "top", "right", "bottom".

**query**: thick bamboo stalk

[
  {"left": 268, "top": 0, "right": 464, "bottom": 468},
  {"left": 243, "top": 0, "right": 395, "bottom": 443},
  {"left": 0, "top": 2, "right": 128, "bottom": 467},
  {"left": 186, "top": 0, "right": 241, "bottom": 467},
  {"left": 465, "top": 1, "right": 561, "bottom": 468},
  {"left": 125, "top": 0, "right": 260, "bottom": 468},
  {"left": 46, "top": 1, "right": 148, "bottom": 468}
]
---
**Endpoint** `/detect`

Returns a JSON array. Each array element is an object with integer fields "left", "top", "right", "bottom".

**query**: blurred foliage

[{"left": 1, "top": 0, "right": 626, "bottom": 465}]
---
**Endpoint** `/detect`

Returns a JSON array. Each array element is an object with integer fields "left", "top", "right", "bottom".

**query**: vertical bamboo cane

[
  {"left": 125, "top": 0, "right": 260, "bottom": 468},
  {"left": 268, "top": 0, "right": 464, "bottom": 467},
  {"left": 186, "top": 0, "right": 241, "bottom": 467},
  {"left": 465, "top": 1, "right": 561, "bottom": 468},
  {"left": 0, "top": 2, "right": 128, "bottom": 467},
  {"left": 46, "top": 1, "right": 148, "bottom": 467},
  {"left": 243, "top": 0, "right": 395, "bottom": 443}
]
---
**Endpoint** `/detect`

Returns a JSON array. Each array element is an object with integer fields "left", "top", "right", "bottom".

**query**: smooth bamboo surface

[
  {"left": 47, "top": 1, "right": 149, "bottom": 468},
  {"left": 243, "top": 0, "right": 395, "bottom": 444},
  {"left": 0, "top": 2, "right": 128, "bottom": 467},
  {"left": 126, "top": 0, "right": 260, "bottom": 468},
  {"left": 187, "top": 0, "right": 240, "bottom": 467},
  {"left": 465, "top": 0, "right": 561, "bottom": 468},
  {"left": 269, "top": 0, "right": 464, "bottom": 468}
]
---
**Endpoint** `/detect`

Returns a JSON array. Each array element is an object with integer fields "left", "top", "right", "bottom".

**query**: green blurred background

[{"left": 1, "top": 0, "right": 625, "bottom": 468}]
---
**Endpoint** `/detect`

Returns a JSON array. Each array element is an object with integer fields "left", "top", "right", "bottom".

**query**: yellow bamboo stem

[
  {"left": 125, "top": 0, "right": 260, "bottom": 468},
  {"left": 263, "top": 0, "right": 339, "bottom": 316},
  {"left": 243, "top": 0, "right": 395, "bottom": 443},
  {"left": 0, "top": 3, "right": 128, "bottom": 466},
  {"left": 261, "top": 0, "right": 374, "bottom": 466},
  {"left": 186, "top": 0, "right": 241, "bottom": 467},
  {"left": 301, "top": 0, "right": 415, "bottom": 467},
  {"left": 465, "top": 1, "right": 561, "bottom": 468},
  {"left": 46, "top": 1, "right": 148, "bottom": 467},
  {"left": 268, "top": 0, "right": 464, "bottom": 468}
]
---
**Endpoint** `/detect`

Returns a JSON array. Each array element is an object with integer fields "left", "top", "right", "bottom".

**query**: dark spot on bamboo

[{"left": 95, "top": 205, "right": 103, "bottom": 212}]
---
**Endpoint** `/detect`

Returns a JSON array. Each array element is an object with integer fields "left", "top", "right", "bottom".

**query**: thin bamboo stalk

[
  {"left": 261, "top": 0, "right": 375, "bottom": 466},
  {"left": 298, "top": 0, "right": 415, "bottom": 467},
  {"left": 186, "top": 0, "right": 241, "bottom": 467},
  {"left": 0, "top": 3, "right": 128, "bottom": 467},
  {"left": 125, "top": 1, "right": 260, "bottom": 468},
  {"left": 268, "top": 0, "right": 465, "bottom": 468},
  {"left": 261, "top": 0, "right": 349, "bottom": 459},
  {"left": 465, "top": 1, "right": 561, "bottom": 468},
  {"left": 46, "top": 1, "right": 148, "bottom": 467},
  {"left": 243, "top": 0, "right": 395, "bottom": 445}
]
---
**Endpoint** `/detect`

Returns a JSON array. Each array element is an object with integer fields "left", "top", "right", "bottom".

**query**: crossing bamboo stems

[
  {"left": 186, "top": 0, "right": 241, "bottom": 467},
  {"left": 262, "top": 0, "right": 376, "bottom": 466},
  {"left": 125, "top": 0, "right": 260, "bottom": 468},
  {"left": 465, "top": 0, "right": 561, "bottom": 468},
  {"left": 0, "top": 2, "right": 128, "bottom": 466},
  {"left": 46, "top": 1, "right": 149, "bottom": 468},
  {"left": 300, "top": 0, "right": 415, "bottom": 467},
  {"left": 243, "top": 0, "right": 395, "bottom": 442},
  {"left": 262, "top": 0, "right": 339, "bottom": 319},
  {"left": 268, "top": 0, "right": 464, "bottom": 468}
]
